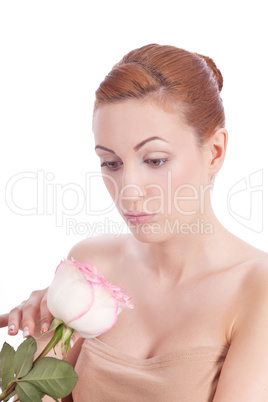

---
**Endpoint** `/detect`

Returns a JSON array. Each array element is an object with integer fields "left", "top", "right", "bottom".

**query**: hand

[{"left": 0, "top": 288, "right": 52, "bottom": 338}]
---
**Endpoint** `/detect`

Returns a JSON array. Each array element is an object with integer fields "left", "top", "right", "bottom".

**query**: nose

[{"left": 120, "top": 164, "right": 146, "bottom": 206}]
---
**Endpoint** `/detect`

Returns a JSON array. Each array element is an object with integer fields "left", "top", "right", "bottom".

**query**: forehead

[{"left": 92, "top": 99, "right": 195, "bottom": 149}]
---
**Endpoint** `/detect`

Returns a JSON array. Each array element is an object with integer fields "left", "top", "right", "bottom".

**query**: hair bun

[{"left": 195, "top": 53, "right": 223, "bottom": 92}]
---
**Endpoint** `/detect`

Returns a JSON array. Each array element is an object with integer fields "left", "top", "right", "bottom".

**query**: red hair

[{"left": 94, "top": 44, "right": 225, "bottom": 146}]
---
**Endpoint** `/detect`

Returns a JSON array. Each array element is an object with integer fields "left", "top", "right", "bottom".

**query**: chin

[
  {"left": 126, "top": 216, "right": 214, "bottom": 243},
  {"left": 127, "top": 222, "right": 174, "bottom": 244}
]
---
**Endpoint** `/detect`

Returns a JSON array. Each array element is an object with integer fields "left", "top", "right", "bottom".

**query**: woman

[{"left": 1, "top": 44, "right": 268, "bottom": 401}]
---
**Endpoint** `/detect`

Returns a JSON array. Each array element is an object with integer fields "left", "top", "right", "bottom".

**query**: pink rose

[{"left": 47, "top": 258, "right": 134, "bottom": 338}]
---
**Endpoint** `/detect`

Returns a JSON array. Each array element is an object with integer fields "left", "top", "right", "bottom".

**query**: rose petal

[
  {"left": 47, "top": 262, "right": 94, "bottom": 323},
  {"left": 67, "top": 284, "right": 119, "bottom": 338}
]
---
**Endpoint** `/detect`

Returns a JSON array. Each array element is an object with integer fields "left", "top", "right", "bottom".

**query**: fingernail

[
  {"left": 8, "top": 324, "right": 15, "bottom": 334},
  {"left": 41, "top": 322, "right": 49, "bottom": 334},
  {"left": 70, "top": 339, "right": 74, "bottom": 348},
  {"left": 23, "top": 326, "right": 30, "bottom": 338}
]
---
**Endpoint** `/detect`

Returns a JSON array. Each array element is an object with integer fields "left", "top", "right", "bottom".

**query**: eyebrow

[{"left": 95, "top": 136, "right": 168, "bottom": 154}]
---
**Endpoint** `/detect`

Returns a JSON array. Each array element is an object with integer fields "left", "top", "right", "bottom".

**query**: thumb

[{"left": 40, "top": 292, "right": 53, "bottom": 334}]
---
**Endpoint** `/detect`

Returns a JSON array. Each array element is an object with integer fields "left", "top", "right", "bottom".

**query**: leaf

[
  {"left": 16, "top": 382, "right": 42, "bottom": 401},
  {"left": 21, "top": 357, "right": 78, "bottom": 399},
  {"left": 0, "top": 343, "right": 15, "bottom": 392},
  {"left": 14, "top": 337, "right": 37, "bottom": 378}
]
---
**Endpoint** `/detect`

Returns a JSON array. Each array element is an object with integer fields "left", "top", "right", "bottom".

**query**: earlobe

[{"left": 209, "top": 128, "right": 228, "bottom": 174}]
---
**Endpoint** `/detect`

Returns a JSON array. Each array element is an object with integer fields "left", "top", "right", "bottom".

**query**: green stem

[
  {"left": 33, "top": 323, "right": 64, "bottom": 366},
  {"left": 0, "top": 381, "right": 16, "bottom": 401}
]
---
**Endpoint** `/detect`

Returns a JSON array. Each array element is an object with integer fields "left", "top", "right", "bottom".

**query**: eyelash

[
  {"left": 145, "top": 158, "right": 169, "bottom": 167},
  {"left": 101, "top": 158, "right": 169, "bottom": 171}
]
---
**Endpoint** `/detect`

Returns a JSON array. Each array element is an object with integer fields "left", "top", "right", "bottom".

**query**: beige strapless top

[{"left": 72, "top": 338, "right": 228, "bottom": 401}]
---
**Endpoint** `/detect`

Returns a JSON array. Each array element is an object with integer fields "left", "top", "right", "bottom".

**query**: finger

[
  {"left": 0, "top": 314, "right": 9, "bottom": 328},
  {"left": 21, "top": 301, "right": 40, "bottom": 337},
  {"left": 70, "top": 331, "right": 80, "bottom": 347},
  {"left": 7, "top": 305, "right": 24, "bottom": 335},
  {"left": 39, "top": 292, "right": 53, "bottom": 334},
  {"left": 21, "top": 289, "right": 47, "bottom": 337}
]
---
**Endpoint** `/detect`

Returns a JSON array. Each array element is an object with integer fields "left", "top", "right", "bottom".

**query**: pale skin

[{"left": 1, "top": 99, "right": 268, "bottom": 401}]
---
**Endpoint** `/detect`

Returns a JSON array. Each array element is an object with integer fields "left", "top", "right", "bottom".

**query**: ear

[{"left": 208, "top": 128, "right": 228, "bottom": 176}]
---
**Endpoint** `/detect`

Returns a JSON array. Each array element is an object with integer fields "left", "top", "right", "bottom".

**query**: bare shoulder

[
  {"left": 239, "top": 244, "right": 268, "bottom": 291},
  {"left": 67, "top": 233, "right": 132, "bottom": 260},
  {"left": 233, "top": 237, "right": 268, "bottom": 294},
  {"left": 230, "top": 243, "right": 268, "bottom": 333},
  {"left": 225, "top": 232, "right": 268, "bottom": 285},
  {"left": 67, "top": 234, "right": 133, "bottom": 280}
]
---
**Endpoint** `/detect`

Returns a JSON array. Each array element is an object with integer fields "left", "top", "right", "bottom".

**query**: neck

[{"left": 143, "top": 209, "right": 229, "bottom": 283}]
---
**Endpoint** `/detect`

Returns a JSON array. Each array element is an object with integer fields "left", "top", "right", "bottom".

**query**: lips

[{"left": 123, "top": 212, "right": 156, "bottom": 225}]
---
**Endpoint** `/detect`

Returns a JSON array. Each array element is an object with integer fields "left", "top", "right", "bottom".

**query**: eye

[
  {"left": 145, "top": 158, "right": 168, "bottom": 167},
  {"left": 101, "top": 161, "right": 123, "bottom": 171}
]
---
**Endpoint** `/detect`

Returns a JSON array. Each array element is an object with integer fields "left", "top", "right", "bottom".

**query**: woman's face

[{"left": 93, "top": 99, "right": 213, "bottom": 242}]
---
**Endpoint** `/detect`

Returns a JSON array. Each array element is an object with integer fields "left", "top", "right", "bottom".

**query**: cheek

[
  {"left": 171, "top": 150, "right": 206, "bottom": 187},
  {"left": 169, "top": 158, "right": 210, "bottom": 216},
  {"left": 146, "top": 156, "right": 207, "bottom": 215},
  {"left": 102, "top": 174, "right": 119, "bottom": 202}
]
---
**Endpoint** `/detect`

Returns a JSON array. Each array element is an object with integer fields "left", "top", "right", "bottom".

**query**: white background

[{"left": 0, "top": 0, "right": 267, "bottom": 350}]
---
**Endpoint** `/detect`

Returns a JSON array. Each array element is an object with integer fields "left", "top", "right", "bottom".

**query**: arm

[{"left": 213, "top": 266, "right": 268, "bottom": 401}]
